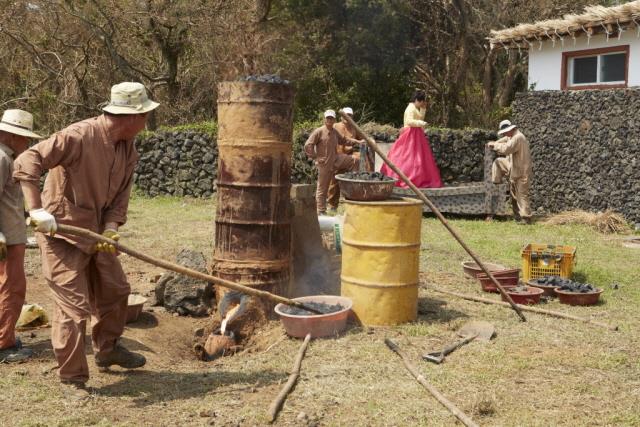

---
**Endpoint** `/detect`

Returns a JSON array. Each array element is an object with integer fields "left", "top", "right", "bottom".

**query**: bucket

[{"left": 340, "top": 197, "right": 422, "bottom": 326}]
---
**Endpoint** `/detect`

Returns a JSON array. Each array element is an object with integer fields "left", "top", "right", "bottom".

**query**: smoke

[{"left": 290, "top": 196, "right": 341, "bottom": 297}]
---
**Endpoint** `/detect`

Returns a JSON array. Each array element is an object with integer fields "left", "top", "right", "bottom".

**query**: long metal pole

[
  {"left": 341, "top": 110, "right": 526, "bottom": 322},
  {"left": 50, "top": 224, "right": 324, "bottom": 315}
]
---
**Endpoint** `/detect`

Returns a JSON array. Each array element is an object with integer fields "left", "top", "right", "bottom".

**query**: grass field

[{"left": 3, "top": 196, "right": 640, "bottom": 426}]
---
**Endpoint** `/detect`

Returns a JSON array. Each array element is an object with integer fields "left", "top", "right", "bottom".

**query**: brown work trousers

[
  {"left": 0, "top": 244, "right": 26, "bottom": 349},
  {"left": 38, "top": 235, "right": 130, "bottom": 383},
  {"left": 492, "top": 157, "right": 532, "bottom": 219},
  {"left": 316, "top": 154, "right": 357, "bottom": 213}
]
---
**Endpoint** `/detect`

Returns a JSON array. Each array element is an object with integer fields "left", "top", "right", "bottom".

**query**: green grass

[{"left": 6, "top": 195, "right": 640, "bottom": 426}]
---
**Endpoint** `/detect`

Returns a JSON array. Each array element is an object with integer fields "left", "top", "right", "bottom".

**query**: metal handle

[{"left": 441, "top": 334, "right": 478, "bottom": 356}]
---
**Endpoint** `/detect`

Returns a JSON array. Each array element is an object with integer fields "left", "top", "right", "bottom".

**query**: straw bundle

[
  {"left": 490, "top": 0, "right": 640, "bottom": 44},
  {"left": 544, "top": 210, "right": 630, "bottom": 234}
]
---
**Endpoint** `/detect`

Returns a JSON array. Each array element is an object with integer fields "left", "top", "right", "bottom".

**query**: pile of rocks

[
  {"left": 154, "top": 249, "right": 215, "bottom": 316},
  {"left": 513, "top": 89, "right": 640, "bottom": 223}
]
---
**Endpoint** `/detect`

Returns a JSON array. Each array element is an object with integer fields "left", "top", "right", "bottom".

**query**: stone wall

[
  {"left": 134, "top": 131, "right": 218, "bottom": 197},
  {"left": 513, "top": 89, "right": 640, "bottom": 223},
  {"left": 134, "top": 124, "right": 496, "bottom": 197}
]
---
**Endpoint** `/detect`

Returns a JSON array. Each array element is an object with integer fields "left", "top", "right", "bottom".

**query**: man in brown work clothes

[
  {"left": 304, "top": 110, "right": 357, "bottom": 214},
  {"left": 488, "top": 120, "right": 533, "bottom": 224},
  {"left": 14, "top": 82, "right": 159, "bottom": 400},
  {"left": 0, "top": 109, "right": 42, "bottom": 363},
  {"left": 326, "top": 107, "right": 372, "bottom": 213}
]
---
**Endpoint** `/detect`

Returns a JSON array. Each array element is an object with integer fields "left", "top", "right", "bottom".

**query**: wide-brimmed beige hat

[
  {"left": 0, "top": 109, "right": 42, "bottom": 139},
  {"left": 102, "top": 82, "right": 159, "bottom": 115},
  {"left": 497, "top": 119, "right": 517, "bottom": 135}
]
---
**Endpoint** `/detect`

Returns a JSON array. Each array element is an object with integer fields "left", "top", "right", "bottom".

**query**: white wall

[{"left": 527, "top": 30, "right": 640, "bottom": 90}]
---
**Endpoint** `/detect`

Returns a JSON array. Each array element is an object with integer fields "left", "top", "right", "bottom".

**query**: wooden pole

[
  {"left": 384, "top": 338, "right": 479, "bottom": 427},
  {"left": 268, "top": 333, "right": 312, "bottom": 423},
  {"left": 340, "top": 110, "right": 526, "bottom": 323},
  {"left": 430, "top": 287, "right": 618, "bottom": 331},
  {"left": 51, "top": 224, "right": 324, "bottom": 315}
]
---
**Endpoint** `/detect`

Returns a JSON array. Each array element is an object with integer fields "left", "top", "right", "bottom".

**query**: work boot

[
  {"left": 0, "top": 338, "right": 34, "bottom": 363},
  {"left": 60, "top": 381, "right": 91, "bottom": 403},
  {"left": 95, "top": 343, "right": 146, "bottom": 371},
  {"left": 518, "top": 217, "right": 533, "bottom": 225}
]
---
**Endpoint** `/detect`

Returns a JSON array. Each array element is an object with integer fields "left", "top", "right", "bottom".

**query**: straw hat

[
  {"left": 0, "top": 109, "right": 42, "bottom": 139},
  {"left": 102, "top": 82, "right": 159, "bottom": 115},
  {"left": 497, "top": 119, "right": 517, "bottom": 136}
]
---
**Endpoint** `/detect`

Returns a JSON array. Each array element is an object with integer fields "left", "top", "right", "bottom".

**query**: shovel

[{"left": 423, "top": 321, "right": 495, "bottom": 364}]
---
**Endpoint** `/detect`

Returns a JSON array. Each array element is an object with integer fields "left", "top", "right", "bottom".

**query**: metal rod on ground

[
  {"left": 384, "top": 338, "right": 479, "bottom": 427},
  {"left": 50, "top": 224, "right": 324, "bottom": 315},
  {"left": 340, "top": 110, "right": 526, "bottom": 322},
  {"left": 430, "top": 286, "right": 618, "bottom": 331},
  {"left": 268, "top": 333, "right": 311, "bottom": 423}
]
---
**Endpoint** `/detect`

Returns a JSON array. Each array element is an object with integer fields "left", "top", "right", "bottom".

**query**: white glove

[
  {"left": 0, "top": 232, "right": 6, "bottom": 261},
  {"left": 29, "top": 208, "right": 57, "bottom": 235}
]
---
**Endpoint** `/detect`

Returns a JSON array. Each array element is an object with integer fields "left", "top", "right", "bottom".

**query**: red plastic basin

[
  {"left": 554, "top": 288, "right": 603, "bottom": 306},
  {"left": 502, "top": 286, "right": 544, "bottom": 305},
  {"left": 461, "top": 261, "right": 508, "bottom": 279},
  {"left": 274, "top": 295, "right": 353, "bottom": 338},
  {"left": 477, "top": 269, "right": 521, "bottom": 293}
]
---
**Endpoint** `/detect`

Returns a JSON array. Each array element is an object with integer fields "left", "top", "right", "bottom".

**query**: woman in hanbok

[{"left": 381, "top": 91, "right": 442, "bottom": 188}]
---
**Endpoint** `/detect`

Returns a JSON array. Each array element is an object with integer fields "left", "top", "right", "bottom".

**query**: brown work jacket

[
  {"left": 494, "top": 130, "right": 532, "bottom": 180},
  {"left": 0, "top": 142, "right": 26, "bottom": 245},
  {"left": 13, "top": 115, "right": 138, "bottom": 253},
  {"left": 334, "top": 122, "right": 364, "bottom": 155},
  {"left": 304, "top": 125, "right": 347, "bottom": 167}
]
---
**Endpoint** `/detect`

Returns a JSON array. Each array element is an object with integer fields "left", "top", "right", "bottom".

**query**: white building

[{"left": 490, "top": 1, "right": 640, "bottom": 91}]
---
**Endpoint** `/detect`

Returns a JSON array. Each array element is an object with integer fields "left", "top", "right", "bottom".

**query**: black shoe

[{"left": 95, "top": 343, "right": 146, "bottom": 370}]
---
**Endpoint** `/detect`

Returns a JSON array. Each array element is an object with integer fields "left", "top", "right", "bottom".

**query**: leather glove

[
  {"left": 0, "top": 232, "right": 6, "bottom": 262},
  {"left": 29, "top": 209, "right": 57, "bottom": 235},
  {"left": 95, "top": 229, "right": 120, "bottom": 253},
  {"left": 218, "top": 290, "right": 250, "bottom": 321}
]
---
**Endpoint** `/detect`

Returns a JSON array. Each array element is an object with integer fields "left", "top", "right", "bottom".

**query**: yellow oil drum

[{"left": 341, "top": 197, "right": 422, "bottom": 326}]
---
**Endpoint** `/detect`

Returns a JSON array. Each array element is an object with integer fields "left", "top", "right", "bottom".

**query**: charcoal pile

[
  {"left": 340, "top": 171, "right": 393, "bottom": 181},
  {"left": 535, "top": 275, "right": 597, "bottom": 293},
  {"left": 557, "top": 282, "right": 597, "bottom": 293},
  {"left": 280, "top": 302, "right": 344, "bottom": 316},
  {"left": 533, "top": 276, "right": 570, "bottom": 287},
  {"left": 239, "top": 74, "right": 290, "bottom": 84}
]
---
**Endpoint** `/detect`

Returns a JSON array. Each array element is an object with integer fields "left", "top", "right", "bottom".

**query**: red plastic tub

[
  {"left": 502, "top": 286, "right": 544, "bottom": 305},
  {"left": 461, "top": 261, "right": 507, "bottom": 279},
  {"left": 554, "top": 288, "right": 604, "bottom": 306},
  {"left": 477, "top": 269, "right": 521, "bottom": 293},
  {"left": 274, "top": 295, "right": 353, "bottom": 338}
]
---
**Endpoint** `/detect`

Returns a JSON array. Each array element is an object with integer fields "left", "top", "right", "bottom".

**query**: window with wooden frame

[{"left": 561, "top": 45, "right": 629, "bottom": 90}]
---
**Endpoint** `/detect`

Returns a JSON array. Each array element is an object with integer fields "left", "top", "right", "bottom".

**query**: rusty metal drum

[{"left": 213, "top": 81, "right": 295, "bottom": 301}]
